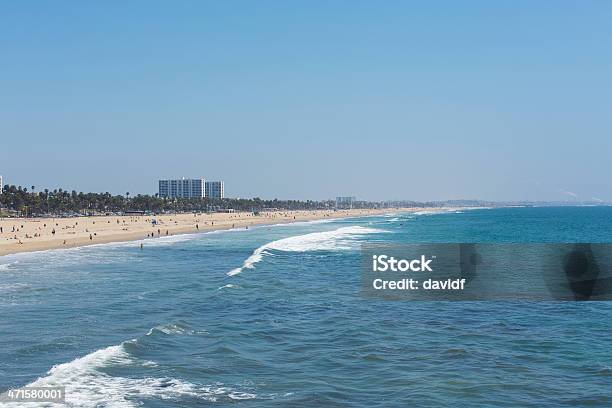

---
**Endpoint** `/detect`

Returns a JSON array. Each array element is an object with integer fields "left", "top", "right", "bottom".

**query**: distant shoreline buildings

[
  {"left": 336, "top": 196, "right": 356, "bottom": 209},
  {"left": 158, "top": 178, "right": 224, "bottom": 199}
]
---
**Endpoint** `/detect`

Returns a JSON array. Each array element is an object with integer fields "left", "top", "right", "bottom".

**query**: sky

[{"left": 1, "top": 1, "right": 611, "bottom": 201}]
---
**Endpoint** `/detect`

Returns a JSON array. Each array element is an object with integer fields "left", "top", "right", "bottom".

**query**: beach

[{"left": 0, "top": 208, "right": 432, "bottom": 256}]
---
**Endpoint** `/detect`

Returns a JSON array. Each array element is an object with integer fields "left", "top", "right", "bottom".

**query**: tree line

[{"left": 0, "top": 185, "right": 384, "bottom": 216}]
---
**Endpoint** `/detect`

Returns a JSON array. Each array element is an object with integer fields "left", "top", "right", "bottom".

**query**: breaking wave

[
  {"left": 228, "top": 226, "right": 386, "bottom": 276},
  {"left": 11, "top": 328, "right": 257, "bottom": 407},
  {"left": 0, "top": 261, "right": 18, "bottom": 271},
  {"left": 413, "top": 210, "right": 442, "bottom": 216},
  {"left": 14, "top": 344, "right": 203, "bottom": 407}
]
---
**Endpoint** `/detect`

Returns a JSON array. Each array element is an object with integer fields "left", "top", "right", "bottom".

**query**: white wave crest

[
  {"left": 412, "top": 207, "right": 488, "bottom": 216},
  {"left": 19, "top": 344, "right": 188, "bottom": 407},
  {"left": 413, "top": 210, "right": 439, "bottom": 216},
  {"left": 229, "top": 391, "right": 258, "bottom": 400},
  {"left": 12, "top": 340, "right": 254, "bottom": 407},
  {"left": 0, "top": 261, "right": 18, "bottom": 271},
  {"left": 145, "top": 322, "right": 207, "bottom": 336},
  {"left": 228, "top": 226, "right": 386, "bottom": 276}
]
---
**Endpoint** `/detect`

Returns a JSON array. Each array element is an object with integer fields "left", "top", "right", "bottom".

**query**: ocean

[{"left": 1, "top": 207, "right": 612, "bottom": 407}]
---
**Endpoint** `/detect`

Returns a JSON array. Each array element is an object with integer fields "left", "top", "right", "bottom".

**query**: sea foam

[
  {"left": 0, "top": 261, "right": 18, "bottom": 271},
  {"left": 12, "top": 336, "right": 254, "bottom": 407},
  {"left": 15, "top": 343, "right": 192, "bottom": 407},
  {"left": 228, "top": 226, "right": 386, "bottom": 276}
]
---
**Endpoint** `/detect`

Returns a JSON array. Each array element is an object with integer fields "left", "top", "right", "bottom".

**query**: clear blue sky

[{"left": 1, "top": 1, "right": 611, "bottom": 201}]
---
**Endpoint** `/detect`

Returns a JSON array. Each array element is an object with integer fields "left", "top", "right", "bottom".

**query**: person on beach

[{"left": 90, "top": 234, "right": 93, "bottom": 240}]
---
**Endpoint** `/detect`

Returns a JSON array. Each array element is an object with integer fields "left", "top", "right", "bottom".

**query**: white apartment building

[
  {"left": 158, "top": 178, "right": 205, "bottom": 199},
  {"left": 205, "top": 181, "right": 224, "bottom": 199}
]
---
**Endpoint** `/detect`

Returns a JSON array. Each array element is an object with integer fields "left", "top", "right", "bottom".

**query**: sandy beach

[{"left": 0, "top": 208, "right": 439, "bottom": 256}]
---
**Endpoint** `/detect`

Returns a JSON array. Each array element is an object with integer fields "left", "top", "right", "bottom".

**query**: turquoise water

[{"left": 1, "top": 207, "right": 612, "bottom": 407}]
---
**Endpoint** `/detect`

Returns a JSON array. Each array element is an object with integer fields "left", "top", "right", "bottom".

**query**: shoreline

[{"left": 0, "top": 208, "right": 455, "bottom": 257}]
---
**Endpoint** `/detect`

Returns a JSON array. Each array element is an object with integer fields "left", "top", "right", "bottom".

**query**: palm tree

[{"left": 44, "top": 189, "right": 49, "bottom": 213}]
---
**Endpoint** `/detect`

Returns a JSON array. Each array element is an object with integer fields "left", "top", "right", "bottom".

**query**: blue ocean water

[{"left": 1, "top": 207, "right": 612, "bottom": 407}]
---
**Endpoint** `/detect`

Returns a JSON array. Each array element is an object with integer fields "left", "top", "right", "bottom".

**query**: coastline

[{"left": 0, "top": 207, "right": 450, "bottom": 257}]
